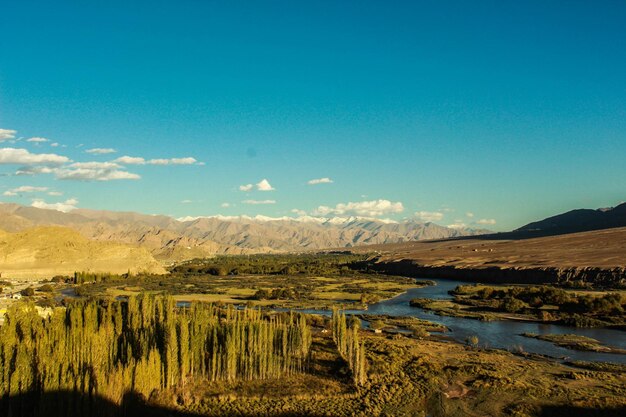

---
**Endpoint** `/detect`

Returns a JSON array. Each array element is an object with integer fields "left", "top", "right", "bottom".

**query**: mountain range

[{"left": 0, "top": 203, "right": 489, "bottom": 262}]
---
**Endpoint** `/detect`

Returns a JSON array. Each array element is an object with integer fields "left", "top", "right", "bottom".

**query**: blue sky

[{"left": 1, "top": 0, "right": 625, "bottom": 231}]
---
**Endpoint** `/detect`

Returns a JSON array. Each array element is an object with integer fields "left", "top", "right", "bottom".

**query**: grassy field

[{"left": 70, "top": 272, "right": 419, "bottom": 309}]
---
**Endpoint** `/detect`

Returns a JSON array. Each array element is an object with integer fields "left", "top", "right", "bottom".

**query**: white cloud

[
  {"left": 477, "top": 218, "right": 496, "bottom": 225},
  {"left": 86, "top": 148, "right": 116, "bottom": 154},
  {"left": 0, "top": 129, "right": 17, "bottom": 141},
  {"left": 50, "top": 143, "right": 60, "bottom": 147},
  {"left": 256, "top": 179, "right": 275, "bottom": 191},
  {"left": 242, "top": 199, "right": 276, "bottom": 205},
  {"left": 26, "top": 137, "right": 49, "bottom": 143},
  {"left": 55, "top": 167, "right": 141, "bottom": 181},
  {"left": 31, "top": 198, "right": 78, "bottom": 213},
  {"left": 15, "top": 166, "right": 56, "bottom": 176},
  {"left": 114, "top": 156, "right": 146, "bottom": 165},
  {"left": 447, "top": 222, "right": 467, "bottom": 229},
  {"left": 114, "top": 155, "right": 200, "bottom": 165},
  {"left": 0, "top": 148, "right": 70, "bottom": 165},
  {"left": 47, "top": 191, "right": 63, "bottom": 196},
  {"left": 181, "top": 199, "right": 193, "bottom": 204},
  {"left": 466, "top": 212, "right": 474, "bottom": 218},
  {"left": 307, "top": 177, "right": 333, "bottom": 185},
  {"left": 3, "top": 185, "right": 49, "bottom": 196},
  {"left": 221, "top": 202, "right": 231, "bottom": 208},
  {"left": 147, "top": 158, "right": 169, "bottom": 165},
  {"left": 70, "top": 161, "right": 122, "bottom": 170},
  {"left": 414, "top": 211, "right": 444, "bottom": 222},
  {"left": 239, "top": 184, "right": 253, "bottom": 192},
  {"left": 291, "top": 208, "right": 307, "bottom": 216},
  {"left": 314, "top": 199, "right": 404, "bottom": 217},
  {"left": 167, "top": 157, "right": 197, "bottom": 165}
]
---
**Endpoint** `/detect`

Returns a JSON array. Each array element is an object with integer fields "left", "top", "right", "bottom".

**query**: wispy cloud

[
  {"left": 69, "top": 161, "right": 122, "bottom": 170},
  {"left": 221, "top": 202, "right": 231, "bottom": 208},
  {"left": 466, "top": 212, "right": 474, "bottom": 218},
  {"left": 31, "top": 198, "right": 78, "bottom": 213},
  {"left": 0, "top": 148, "right": 70, "bottom": 165},
  {"left": 239, "top": 184, "right": 253, "bottom": 192},
  {"left": 3, "top": 185, "right": 49, "bottom": 196},
  {"left": 26, "top": 137, "right": 49, "bottom": 143},
  {"left": 477, "top": 218, "right": 496, "bottom": 225},
  {"left": 113, "top": 155, "right": 200, "bottom": 165},
  {"left": 86, "top": 148, "right": 116, "bottom": 155},
  {"left": 0, "top": 128, "right": 17, "bottom": 141},
  {"left": 55, "top": 167, "right": 140, "bottom": 181},
  {"left": 243, "top": 199, "right": 276, "bottom": 205},
  {"left": 114, "top": 156, "right": 146, "bottom": 165},
  {"left": 314, "top": 199, "right": 404, "bottom": 217},
  {"left": 414, "top": 211, "right": 444, "bottom": 222},
  {"left": 181, "top": 199, "right": 193, "bottom": 204},
  {"left": 307, "top": 177, "right": 333, "bottom": 185}
]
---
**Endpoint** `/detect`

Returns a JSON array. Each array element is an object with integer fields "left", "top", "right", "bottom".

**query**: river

[{"left": 297, "top": 278, "right": 626, "bottom": 364}]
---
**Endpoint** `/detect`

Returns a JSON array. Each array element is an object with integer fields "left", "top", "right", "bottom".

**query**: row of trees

[
  {"left": 172, "top": 253, "right": 369, "bottom": 277},
  {"left": 73, "top": 271, "right": 133, "bottom": 284},
  {"left": 331, "top": 308, "right": 367, "bottom": 385},
  {"left": 0, "top": 296, "right": 312, "bottom": 404}
]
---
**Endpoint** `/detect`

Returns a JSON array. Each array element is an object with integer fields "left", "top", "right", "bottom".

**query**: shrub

[
  {"left": 21, "top": 287, "right": 35, "bottom": 297},
  {"left": 466, "top": 335, "right": 479, "bottom": 347},
  {"left": 502, "top": 297, "right": 526, "bottom": 313}
]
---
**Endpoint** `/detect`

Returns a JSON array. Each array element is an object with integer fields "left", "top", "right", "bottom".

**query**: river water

[{"left": 297, "top": 279, "right": 626, "bottom": 364}]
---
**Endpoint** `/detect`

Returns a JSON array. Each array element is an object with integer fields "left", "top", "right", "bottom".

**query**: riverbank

[{"left": 521, "top": 333, "right": 626, "bottom": 355}]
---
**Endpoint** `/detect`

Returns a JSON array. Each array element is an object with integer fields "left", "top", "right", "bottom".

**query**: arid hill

[
  {"left": 0, "top": 226, "right": 166, "bottom": 279},
  {"left": 349, "top": 227, "right": 626, "bottom": 287},
  {"left": 355, "top": 227, "right": 626, "bottom": 268},
  {"left": 0, "top": 203, "right": 487, "bottom": 261}
]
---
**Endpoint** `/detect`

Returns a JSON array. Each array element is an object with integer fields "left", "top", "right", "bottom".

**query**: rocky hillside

[
  {"left": 0, "top": 203, "right": 488, "bottom": 261},
  {"left": 0, "top": 226, "right": 165, "bottom": 279}
]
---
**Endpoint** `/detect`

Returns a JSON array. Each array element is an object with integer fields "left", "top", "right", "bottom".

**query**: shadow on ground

[
  {"left": 537, "top": 405, "right": 626, "bottom": 417},
  {"left": 1, "top": 390, "right": 624, "bottom": 417},
  {"left": 0, "top": 390, "right": 308, "bottom": 417}
]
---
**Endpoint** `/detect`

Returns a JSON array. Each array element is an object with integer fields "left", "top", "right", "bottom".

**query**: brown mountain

[
  {"left": 0, "top": 226, "right": 166, "bottom": 279},
  {"left": 0, "top": 203, "right": 488, "bottom": 261}
]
